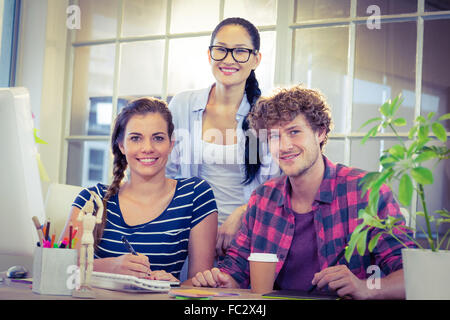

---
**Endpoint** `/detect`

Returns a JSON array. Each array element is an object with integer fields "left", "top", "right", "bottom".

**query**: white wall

[{"left": 15, "top": 0, "right": 69, "bottom": 195}]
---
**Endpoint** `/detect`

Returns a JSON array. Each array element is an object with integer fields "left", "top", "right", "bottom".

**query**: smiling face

[
  {"left": 209, "top": 24, "right": 261, "bottom": 88},
  {"left": 268, "top": 113, "right": 326, "bottom": 178},
  {"left": 118, "top": 112, "right": 174, "bottom": 181}
]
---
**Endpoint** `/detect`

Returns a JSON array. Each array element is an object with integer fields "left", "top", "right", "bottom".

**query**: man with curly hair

[{"left": 192, "top": 85, "right": 415, "bottom": 299}]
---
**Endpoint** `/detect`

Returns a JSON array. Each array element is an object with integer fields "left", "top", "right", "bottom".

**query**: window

[
  {"left": 0, "top": 0, "right": 20, "bottom": 87},
  {"left": 291, "top": 0, "right": 450, "bottom": 238},
  {"left": 65, "top": 0, "right": 277, "bottom": 189},
  {"left": 63, "top": 0, "right": 449, "bottom": 238}
]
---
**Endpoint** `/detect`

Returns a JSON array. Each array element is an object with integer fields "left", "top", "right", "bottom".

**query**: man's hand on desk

[
  {"left": 192, "top": 267, "right": 238, "bottom": 288},
  {"left": 147, "top": 270, "right": 179, "bottom": 282}
]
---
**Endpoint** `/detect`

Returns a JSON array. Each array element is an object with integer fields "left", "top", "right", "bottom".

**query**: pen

[
  {"left": 44, "top": 220, "right": 51, "bottom": 241},
  {"left": 307, "top": 245, "right": 348, "bottom": 293},
  {"left": 121, "top": 236, "right": 138, "bottom": 256},
  {"left": 31, "top": 216, "right": 44, "bottom": 245},
  {"left": 69, "top": 224, "right": 73, "bottom": 249}
]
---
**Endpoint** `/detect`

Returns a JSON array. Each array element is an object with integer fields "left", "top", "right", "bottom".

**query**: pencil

[
  {"left": 307, "top": 245, "right": 348, "bottom": 293},
  {"left": 50, "top": 234, "right": 55, "bottom": 248},
  {"left": 31, "top": 216, "right": 44, "bottom": 245}
]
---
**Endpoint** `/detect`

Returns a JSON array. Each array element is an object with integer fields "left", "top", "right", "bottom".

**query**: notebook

[
  {"left": 91, "top": 271, "right": 180, "bottom": 293},
  {"left": 262, "top": 289, "right": 339, "bottom": 300}
]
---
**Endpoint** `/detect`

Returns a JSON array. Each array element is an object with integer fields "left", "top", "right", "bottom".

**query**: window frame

[{"left": 61, "top": 0, "right": 450, "bottom": 235}]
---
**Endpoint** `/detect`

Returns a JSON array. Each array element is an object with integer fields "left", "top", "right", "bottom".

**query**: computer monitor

[{"left": 0, "top": 87, "right": 46, "bottom": 273}]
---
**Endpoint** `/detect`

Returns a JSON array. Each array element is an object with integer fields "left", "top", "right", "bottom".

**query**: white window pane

[
  {"left": 256, "top": 31, "right": 276, "bottom": 96},
  {"left": 167, "top": 36, "right": 214, "bottom": 95},
  {"left": 67, "top": 141, "right": 110, "bottom": 188},
  {"left": 350, "top": 139, "right": 380, "bottom": 172},
  {"left": 76, "top": 0, "right": 119, "bottom": 42},
  {"left": 323, "top": 139, "right": 345, "bottom": 165},
  {"left": 295, "top": 0, "right": 350, "bottom": 21},
  {"left": 170, "top": 0, "right": 220, "bottom": 33},
  {"left": 70, "top": 44, "right": 116, "bottom": 135},
  {"left": 422, "top": 19, "right": 450, "bottom": 131},
  {"left": 357, "top": 0, "right": 417, "bottom": 16},
  {"left": 352, "top": 22, "right": 416, "bottom": 133},
  {"left": 425, "top": 1, "right": 450, "bottom": 11},
  {"left": 224, "top": 0, "right": 277, "bottom": 26},
  {"left": 293, "top": 26, "right": 349, "bottom": 133},
  {"left": 122, "top": 0, "right": 167, "bottom": 37},
  {"left": 119, "top": 40, "right": 165, "bottom": 97}
]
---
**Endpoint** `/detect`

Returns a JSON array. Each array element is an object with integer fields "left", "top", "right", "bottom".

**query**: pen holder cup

[{"left": 32, "top": 247, "right": 78, "bottom": 295}]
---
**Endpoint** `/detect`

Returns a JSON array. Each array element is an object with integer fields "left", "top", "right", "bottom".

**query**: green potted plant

[{"left": 345, "top": 94, "right": 450, "bottom": 299}]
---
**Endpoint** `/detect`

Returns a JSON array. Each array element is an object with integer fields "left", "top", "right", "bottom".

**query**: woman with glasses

[{"left": 166, "top": 17, "right": 279, "bottom": 261}]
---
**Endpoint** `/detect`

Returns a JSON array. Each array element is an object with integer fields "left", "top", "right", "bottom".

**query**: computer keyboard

[{"left": 91, "top": 271, "right": 180, "bottom": 293}]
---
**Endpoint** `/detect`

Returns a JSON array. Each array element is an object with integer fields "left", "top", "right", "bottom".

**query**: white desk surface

[{"left": 0, "top": 278, "right": 261, "bottom": 300}]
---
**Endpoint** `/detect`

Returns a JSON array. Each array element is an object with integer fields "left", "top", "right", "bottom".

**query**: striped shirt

[
  {"left": 219, "top": 156, "right": 416, "bottom": 288},
  {"left": 72, "top": 177, "right": 217, "bottom": 279}
]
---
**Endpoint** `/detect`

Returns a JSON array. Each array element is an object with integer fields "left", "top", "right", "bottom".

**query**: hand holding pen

[
  {"left": 117, "top": 236, "right": 151, "bottom": 278},
  {"left": 307, "top": 245, "right": 348, "bottom": 293}
]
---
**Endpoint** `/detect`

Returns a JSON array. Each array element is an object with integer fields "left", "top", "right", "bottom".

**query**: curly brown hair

[{"left": 248, "top": 85, "right": 332, "bottom": 150}]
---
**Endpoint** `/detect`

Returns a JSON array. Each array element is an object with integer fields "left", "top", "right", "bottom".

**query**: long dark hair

[
  {"left": 210, "top": 17, "right": 262, "bottom": 184},
  {"left": 93, "top": 97, "right": 174, "bottom": 250}
]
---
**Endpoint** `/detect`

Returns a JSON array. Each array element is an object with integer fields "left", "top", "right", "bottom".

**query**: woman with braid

[
  {"left": 60, "top": 98, "right": 218, "bottom": 283},
  {"left": 166, "top": 17, "right": 279, "bottom": 257}
]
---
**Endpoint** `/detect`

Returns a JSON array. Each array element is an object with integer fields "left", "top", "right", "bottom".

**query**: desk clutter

[
  {"left": 28, "top": 206, "right": 182, "bottom": 298},
  {"left": 32, "top": 247, "right": 77, "bottom": 295},
  {"left": 91, "top": 271, "right": 180, "bottom": 293},
  {"left": 31, "top": 215, "right": 79, "bottom": 295},
  {"left": 168, "top": 288, "right": 240, "bottom": 300}
]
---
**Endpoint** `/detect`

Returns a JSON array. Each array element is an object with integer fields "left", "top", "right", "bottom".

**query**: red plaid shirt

[{"left": 219, "top": 156, "right": 415, "bottom": 288}]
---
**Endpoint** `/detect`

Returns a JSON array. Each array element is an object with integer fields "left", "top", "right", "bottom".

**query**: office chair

[{"left": 44, "top": 183, "right": 84, "bottom": 239}]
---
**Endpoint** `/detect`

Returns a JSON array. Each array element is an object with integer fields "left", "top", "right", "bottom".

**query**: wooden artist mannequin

[{"left": 72, "top": 191, "right": 103, "bottom": 298}]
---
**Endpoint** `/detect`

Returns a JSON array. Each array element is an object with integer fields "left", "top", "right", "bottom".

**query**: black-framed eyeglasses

[{"left": 209, "top": 45, "right": 257, "bottom": 63}]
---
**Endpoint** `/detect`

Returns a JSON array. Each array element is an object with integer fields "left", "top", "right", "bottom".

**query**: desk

[{"left": 0, "top": 279, "right": 261, "bottom": 300}]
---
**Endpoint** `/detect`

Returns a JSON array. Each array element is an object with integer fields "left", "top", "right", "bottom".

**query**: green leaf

[
  {"left": 438, "top": 113, "right": 450, "bottom": 121},
  {"left": 368, "top": 189, "right": 381, "bottom": 215},
  {"left": 345, "top": 241, "right": 355, "bottom": 263},
  {"left": 358, "top": 117, "right": 382, "bottom": 131},
  {"left": 392, "top": 118, "right": 407, "bottom": 127},
  {"left": 361, "top": 211, "right": 385, "bottom": 229},
  {"left": 368, "top": 233, "right": 383, "bottom": 252},
  {"left": 398, "top": 174, "right": 413, "bottom": 206},
  {"left": 416, "top": 211, "right": 425, "bottom": 217},
  {"left": 431, "top": 122, "right": 447, "bottom": 142},
  {"left": 388, "top": 145, "right": 405, "bottom": 159},
  {"left": 411, "top": 167, "right": 434, "bottom": 185},
  {"left": 416, "top": 115, "right": 426, "bottom": 124},
  {"left": 346, "top": 225, "right": 365, "bottom": 262},
  {"left": 435, "top": 210, "right": 450, "bottom": 218},
  {"left": 386, "top": 216, "right": 402, "bottom": 228},
  {"left": 418, "top": 125, "right": 429, "bottom": 140},
  {"left": 380, "top": 156, "right": 398, "bottom": 165},
  {"left": 391, "top": 94, "right": 404, "bottom": 115},
  {"left": 408, "top": 125, "right": 418, "bottom": 140},
  {"left": 380, "top": 101, "right": 391, "bottom": 117},
  {"left": 361, "top": 125, "right": 380, "bottom": 144},
  {"left": 427, "top": 112, "right": 435, "bottom": 120},
  {"left": 357, "top": 229, "right": 370, "bottom": 256},
  {"left": 359, "top": 172, "right": 380, "bottom": 197},
  {"left": 371, "top": 168, "right": 394, "bottom": 193},
  {"left": 414, "top": 150, "right": 436, "bottom": 163}
]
